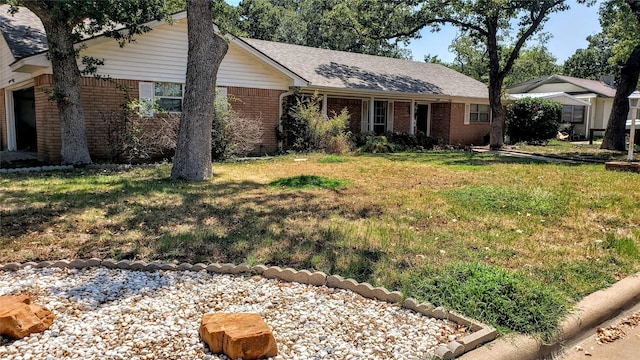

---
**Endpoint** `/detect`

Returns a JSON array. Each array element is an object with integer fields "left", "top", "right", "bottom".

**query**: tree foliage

[
  {"left": 230, "top": 0, "right": 423, "bottom": 58},
  {"left": 562, "top": 34, "right": 618, "bottom": 80},
  {"left": 417, "top": 0, "right": 584, "bottom": 148},
  {"left": 436, "top": 34, "right": 560, "bottom": 87},
  {"left": 506, "top": 97, "right": 562, "bottom": 144}
]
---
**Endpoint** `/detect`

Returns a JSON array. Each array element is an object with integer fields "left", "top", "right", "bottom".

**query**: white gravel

[{"left": 0, "top": 267, "right": 466, "bottom": 360}]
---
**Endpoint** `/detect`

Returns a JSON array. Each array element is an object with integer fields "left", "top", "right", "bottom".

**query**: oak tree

[
  {"left": 5, "top": 0, "right": 167, "bottom": 165},
  {"left": 170, "top": 0, "right": 228, "bottom": 180},
  {"left": 417, "top": 0, "right": 590, "bottom": 148}
]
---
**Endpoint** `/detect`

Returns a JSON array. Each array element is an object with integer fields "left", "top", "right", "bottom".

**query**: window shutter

[
  {"left": 464, "top": 103, "right": 470, "bottom": 125},
  {"left": 387, "top": 101, "right": 394, "bottom": 132},
  {"left": 361, "top": 100, "right": 369, "bottom": 132},
  {"left": 139, "top": 82, "right": 155, "bottom": 117}
]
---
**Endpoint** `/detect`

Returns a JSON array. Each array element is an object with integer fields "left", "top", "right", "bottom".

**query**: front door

[
  {"left": 416, "top": 104, "right": 429, "bottom": 134},
  {"left": 13, "top": 87, "right": 37, "bottom": 151}
]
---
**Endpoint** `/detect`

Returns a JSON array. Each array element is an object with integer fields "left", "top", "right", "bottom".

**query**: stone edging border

[
  {"left": 0, "top": 259, "right": 497, "bottom": 359},
  {"left": 0, "top": 163, "right": 161, "bottom": 174}
]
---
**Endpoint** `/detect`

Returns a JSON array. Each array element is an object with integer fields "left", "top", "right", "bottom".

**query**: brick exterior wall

[
  {"left": 448, "top": 103, "right": 491, "bottom": 146},
  {"left": 32, "top": 74, "right": 138, "bottom": 162},
  {"left": 34, "top": 74, "right": 61, "bottom": 162},
  {"left": 327, "top": 98, "right": 362, "bottom": 133},
  {"left": 226, "top": 86, "right": 287, "bottom": 154},
  {"left": 0, "top": 88, "right": 5, "bottom": 150},
  {"left": 18, "top": 76, "right": 489, "bottom": 162},
  {"left": 393, "top": 102, "right": 411, "bottom": 133},
  {"left": 430, "top": 103, "right": 452, "bottom": 144}
]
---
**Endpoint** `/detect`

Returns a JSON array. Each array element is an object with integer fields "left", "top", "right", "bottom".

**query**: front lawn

[
  {"left": 2, "top": 151, "right": 639, "bottom": 339},
  {"left": 512, "top": 139, "right": 638, "bottom": 162}
]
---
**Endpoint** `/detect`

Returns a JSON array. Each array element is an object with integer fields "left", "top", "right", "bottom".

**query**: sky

[{"left": 224, "top": 0, "right": 603, "bottom": 65}]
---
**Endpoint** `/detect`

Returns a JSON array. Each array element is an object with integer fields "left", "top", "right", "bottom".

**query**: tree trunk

[
  {"left": 171, "top": 0, "right": 229, "bottom": 180},
  {"left": 28, "top": 6, "right": 92, "bottom": 165},
  {"left": 601, "top": 44, "right": 640, "bottom": 151},
  {"left": 488, "top": 78, "right": 506, "bottom": 149},
  {"left": 486, "top": 22, "right": 505, "bottom": 149}
]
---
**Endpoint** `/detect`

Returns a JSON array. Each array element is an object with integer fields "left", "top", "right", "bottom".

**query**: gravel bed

[{"left": 0, "top": 267, "right": 467, "bottom": 360}]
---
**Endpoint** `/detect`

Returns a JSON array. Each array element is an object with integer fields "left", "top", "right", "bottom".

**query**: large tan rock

[
  {"left": 199, "top": 313, "right": 277, "bottom": 360},
  {"left": 0, "top": 295, "right": 55, "bottom": 339}
]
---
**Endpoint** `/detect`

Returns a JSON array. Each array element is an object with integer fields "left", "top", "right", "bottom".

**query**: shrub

[
  {"left": 506, "top": 97, "right": 562, "bottom": 145},
  {"left": 359, "top": 136, "right": 395, "bottom": 153},
  {"left": 355, "top": 131, "right": 440, "bottom": 153},
  {"left": 212, "top": 94, "right": 265, "bottom": 160},
  {"left": 103, "top": 99, "right": 179, "bottom": 163},
  {"left": 281, "top": 92, "right": 354, "bottom": 154}
]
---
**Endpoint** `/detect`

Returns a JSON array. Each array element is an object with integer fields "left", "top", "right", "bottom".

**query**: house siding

[
  {"left": 0, "top": 37, "right": 32, "bottom": 87},
  {"left": 82, "top": 21, "right": 291, "bottom": 90},
  {"left": 327, "top": 98, "right": 362, "bottom": 134}
]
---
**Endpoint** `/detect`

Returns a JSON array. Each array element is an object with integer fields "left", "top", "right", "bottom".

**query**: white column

[
  {"left": 409, "top": 100, "right": 416, "bottom": 135},
  {"left": 628, "top": 107, "right": 637, "bottom": 162},
  {"left": 322, "top": 93, "right": 328, "bottom": 119},
  {"left": 5, "top": 90, "right": 16, "bottom": 151},
  {"left": 369, "top": 97, "right": 375, "bottom": 132}
]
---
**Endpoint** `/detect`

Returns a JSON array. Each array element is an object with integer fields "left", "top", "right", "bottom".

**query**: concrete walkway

[
  {"left": 558, "top": 303, "right": 640, "bottom": 360},
  {"left": 472, "top": 147, "right": 585, "bottom": 164}
]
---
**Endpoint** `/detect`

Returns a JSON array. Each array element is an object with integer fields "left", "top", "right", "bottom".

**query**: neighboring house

[
  {"left": 1, "top": 7, "right": 490, "bottom": 163},
  {"left": 508, "top": 74, "right": 620, "bottom": 139}
]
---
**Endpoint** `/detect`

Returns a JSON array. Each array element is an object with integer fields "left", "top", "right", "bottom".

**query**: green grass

[
  {"left": 268, "top": 175, "right": 348, "bottom": 189},
  {"left": 444, "top": 185, "right": 568, "bottom": 216},
  {"left": 2, "top": 151, "right": 639, "bottom": 340},
  {"left": 405, "top": 262, "right": 570, "bottom": 340},
  {"left": 318, "top": 155, "right": 349, "bottom": 163}
]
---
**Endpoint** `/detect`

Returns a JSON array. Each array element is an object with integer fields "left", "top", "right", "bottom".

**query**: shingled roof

[
  {"left": 507, "top": 74, "right": 617, "bottom": 98},
  {"left": 0, "top": 5, "right": 48, "bottom": 60},
  {"left": 1, "top": 6, "right": 488, "bottom": 100},
  {"left": 243, "top": 38, "right": 488, "bottom": 99}
]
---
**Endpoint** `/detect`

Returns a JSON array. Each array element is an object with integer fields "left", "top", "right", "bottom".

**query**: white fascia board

[
  {"left": 229, "top": 36, "right": 308, "bottom": 87},
  {"left": 509, "top": 92, "right": 591, "bottom": 106},
  {"left": 9, "top": 53, "right": 50, "bottom": 73}
]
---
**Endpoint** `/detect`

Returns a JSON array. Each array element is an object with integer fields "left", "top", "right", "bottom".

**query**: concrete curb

[
  {"left": 459, "top": 273, "right": 640, "bottom": 360},
  {"left": 0, "top": 259, "right": 497, "bottom": 359}
]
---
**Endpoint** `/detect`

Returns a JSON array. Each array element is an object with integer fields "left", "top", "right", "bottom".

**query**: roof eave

[{"left": 299, "top": 85, "right": 488, "bottom": 103}]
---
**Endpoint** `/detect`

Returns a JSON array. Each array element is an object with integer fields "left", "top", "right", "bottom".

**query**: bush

[
  {"left": 355, "top": 131, "right": 440, "bottom": 153},
  {"left": 359, "top": 135, "right": 395, "bottom": 153},
  {"left": 103, "top": 99, "right": 179, "bottom": 163},
  {"left": 212, "top": 96, "right": 265, "bottom": 161},
  {"left": 281, "top": 92, "right": 354, "bottom": 154},
  {"left": 506, "top": 97, "right": 562, "bottom": 145}
]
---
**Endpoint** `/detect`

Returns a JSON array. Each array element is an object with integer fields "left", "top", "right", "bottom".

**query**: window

[
  {"left": 469, "top": 104, "right": 490, "bottom": 122},
  {"left": 362, "top": 100, "right": 394, "bottom": 133},
  {"left": 154, "top": 82, "right": 183, "bottom": 112},
  {"left": 562, "top": 105, "right": 585, "bottom": 123},
  {"left": 373, "top": 101, "right": 388, "bottom": 134}
]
